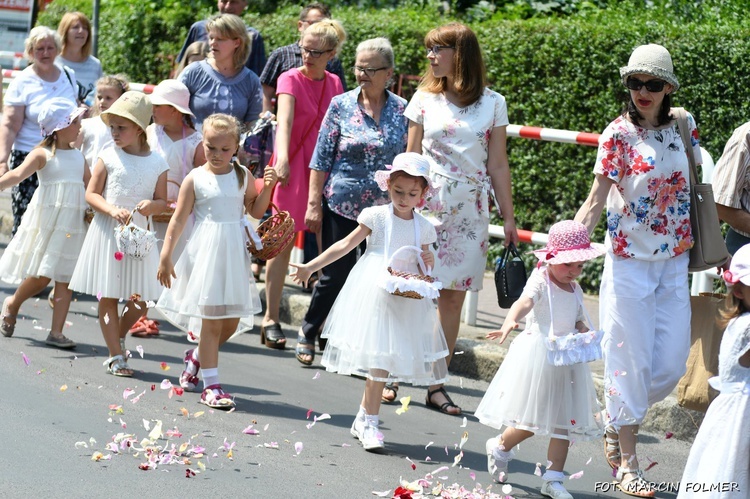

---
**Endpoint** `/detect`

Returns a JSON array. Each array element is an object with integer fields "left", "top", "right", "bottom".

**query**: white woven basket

[{"left": 113, "top": 208, "right": 157, "bottom": 261}]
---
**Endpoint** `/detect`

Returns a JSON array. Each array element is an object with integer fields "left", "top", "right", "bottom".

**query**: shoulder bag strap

[{"left": 672, "top": 107, "right": 699, "bottom": 186}]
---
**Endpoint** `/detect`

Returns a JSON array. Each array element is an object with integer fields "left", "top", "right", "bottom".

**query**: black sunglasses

[{"left": 625, "top": 77, "right": 667, "bottom": 93}]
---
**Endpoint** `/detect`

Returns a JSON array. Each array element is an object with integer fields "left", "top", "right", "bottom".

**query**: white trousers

[{"left": 600, "top": 252, "right": 690, "bottom": 427}]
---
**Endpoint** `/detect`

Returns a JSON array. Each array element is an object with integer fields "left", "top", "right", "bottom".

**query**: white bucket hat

[
  {"left": 149, "top": 79, "right": 195, "bottom": 117},
  {"left": 38, "top": 97, "right": 86, "bottom": 137},
  {"left": 619, "top": 44, "right": 679, "bottom": 91}
]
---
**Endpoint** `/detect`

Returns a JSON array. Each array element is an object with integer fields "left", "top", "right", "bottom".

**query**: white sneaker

[
  {"left": 485, "top": 437, "right": 514, "bottom": 483},
  {"left": 350, "top": 416, "right": 364, "bottom": 439},
  {"left": 541, "top": 480, "right": 574, "bottom": 499},
  {"left": 360, "top": 422, "right": 384, "bottom": 451}
]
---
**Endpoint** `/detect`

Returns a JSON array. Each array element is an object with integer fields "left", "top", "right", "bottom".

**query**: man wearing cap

[
  {"left": 259, "top": 3, "right": 347, "bottom": 115},
  {"left": 176, "top": 0, "right": 266, "bottom": 77},
  {"left": 711, "top": 121, "right": 750, "bottom": 254}
]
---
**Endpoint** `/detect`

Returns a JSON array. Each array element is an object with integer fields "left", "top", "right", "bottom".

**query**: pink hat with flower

[
  {"left": 38, "top": 97, "right": 86, "bottom": 137},
  {"left": 532, "top": 220, "right": 605, "bottom": 265},
  {"left": 723, "top": 244, "right": 750, "bottom": 286},
  {"left": 374, "top": 152, "right": 434, "bottom": 191}
]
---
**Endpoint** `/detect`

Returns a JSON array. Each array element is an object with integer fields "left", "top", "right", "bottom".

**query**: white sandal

[
  {"left": 616, "top": 467, "right": 655, "bottom": 498},
  {"left": 104, "top": 354, "right": 133, "bottom": 377}
]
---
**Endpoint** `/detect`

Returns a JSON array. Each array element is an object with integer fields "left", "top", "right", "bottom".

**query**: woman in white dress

[{"left": 402, "top": 22, "right": 519, "bottom": 415}]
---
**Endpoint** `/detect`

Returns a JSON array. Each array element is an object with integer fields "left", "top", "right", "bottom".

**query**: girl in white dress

[
  {"left": 157, "top": 113, "right": 277, "bottom": 410},
  {"left": 678, "top": 245, "right": 750, "bottom": 498},
  {"left": 128, "top": 80, "right": 205, "bottom": 338},
  {"left": 476, "top": 220, "right": 603, "bottom": 499},
  {"left": 290, "top": 152, "right": 449, "bottom": 451},
  {"left": 69, "top": 91, "right": 168, "bottom": 377},
  {"left": 78, "top": 74, "right": 129, "bottom": 171},
  {"left": 0, "top": 98, "right": 88, "bottom": 348}
]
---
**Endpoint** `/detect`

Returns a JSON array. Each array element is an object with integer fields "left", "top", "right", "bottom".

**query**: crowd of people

[{"left": 0, "top": 2, "right": 748, "bottom": 498}]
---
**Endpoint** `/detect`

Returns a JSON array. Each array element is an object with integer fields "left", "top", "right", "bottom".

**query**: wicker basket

[
  {"left": 385, "top": 267, "right": 437, "bottom": 299},
  {"left": 153, "top": 180, "right": 181, "bottom": 224},
  {"left": 246, "top": 203, "right": 295, "bottom": 261}
]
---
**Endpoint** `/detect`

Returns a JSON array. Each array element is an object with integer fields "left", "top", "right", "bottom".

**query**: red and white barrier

[{"left": 507, "top": 124, "right": 600, "bottom": 147}]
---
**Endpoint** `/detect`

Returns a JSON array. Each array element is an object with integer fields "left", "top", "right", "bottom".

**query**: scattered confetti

[
  {"left": 103, "top": 313, "right": 110, "bottom": 325},
  {"left": 312, "top": 372, "right": 320, "bottom": 380},
  {"left": 459, "top": 432, "right": 468, "bottom": 450},
  {"left": 242, "top": 425, "right": 259, "bottom": 435},
  {"left": 136, "top": 345, "right": 144, "bottom": 358},
  {"left": 425, "top": 441, "right": 434, "bottom": 450},
  {"left": 193, "top": 411, "right": 204, "bottom": 418},
  {"left": 460, "top": 417, "right": 467, "bottom": 428},
  {"left": 665, "top": 431, "right": 674, "bottom": 439},
  {"left": 406, "top": 457, "right": 416, "bottom": 470},
  {"left": 451, "top": 451, "right": 463, "bottom": 467},
  {"left": 123, "top": 388, "right": 135, "bottom": 399},
  {"left": 306, "top": 409, "right": 314, "bottom": 419},
  {"left": 469, "top": 472, "right": 476, "bottom": 481},
  {"left": 534, "top": 462, "right": 542, "bottom": 476},
  {"left": 396, "top": 396, "right": 411, "bottom": 415},
  {"left": 264, "top": 442, "right": 279, "bottom": 449},
  {"left": 114, "top": 251, "right": 124, "bottom": 261},
  {"left": 501, "top": 484, "right": 513, "bottom": 495},
  {"left": 570, "top": 419, "right": 576, "bottom": 425},
  {"left": 160, "top": 362, "right": 170, "bottom": 371},
  {"left": 58, "top": 384, "right": 68, "bottom": 392},
  {"left": 586, "top": 457, "right": 592, "bottom": 465},
  {"left": 644, "top": 460, "right": 658, "bottom": 472},
  {"left": 294, "top": 442, "right": 303, "bottom": 455},
  {"left": 21, "top": 352, "right": 30, "bottom": 366},
  {"left": 617, "top": 341, "right": 624, "bottom": 348},
  {"left": 372, "top": 491, "right": 392, "bottom": 497},
  {"left": 569, "top": 470, "right": 584, "bottom": 479},
  {"left": 160, "top": 379, "right": 172, "bottom": 390}
]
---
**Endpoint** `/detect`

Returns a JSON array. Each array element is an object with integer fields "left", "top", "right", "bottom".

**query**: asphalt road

[{"left": 0, "top": 285, "right": 694, "bottom": 498}]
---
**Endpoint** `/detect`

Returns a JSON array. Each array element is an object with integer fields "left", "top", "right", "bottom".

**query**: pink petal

[
  {"left": 294, "top": 442, "right": 303, "bottom": 455},
  {"left": 160, "top": 379, "right": 173, "bottom": 390},
  {"left": 534, "top": 462, "right": 542, "bottom": 476},
  {"left": 569, "top": 470, "right": 584, "bottom": 480},
  {"left": 123, "top": 388, "right": 135, "bottom": 399},
  {"left": 644, "top": 461, "right": 658, "bottom": 472},
  {"left": 21, "top": 352, "right": 30, "bottom": 366},
  {"left": 469, "top": 472, "right": 476, "bottom": 481},
  {"left": 136, "top": 345, "right": 144, "bottom": 358},
  {"left": 242, "top": 425, "right": 259, "bottom": 435},
  {"left": 306, "top": 408, "right": 313, "bottom": 419},
  {"left": 665, "top": 431, "right": 674, "bottom": 439}
]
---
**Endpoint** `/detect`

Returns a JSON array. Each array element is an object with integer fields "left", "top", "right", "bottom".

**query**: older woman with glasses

[
  {"left": 293, "top": 37, "right": 408, "bottom": 366},
  {"left": 575, "top": 44, "right": 700, "bottom": 497},
  {"left": 259, "top": 19, "right": 346, "bottom": 352}
]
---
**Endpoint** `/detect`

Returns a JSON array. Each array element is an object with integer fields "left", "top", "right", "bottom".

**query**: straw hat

[
  {"left": 532, "top": 220, "right": 605, "bottom": 265},
  {"left": 101, "top": 91, "right": 152, "bottom": 132},
  {"left": 38, "top": 97, "right": 85, "bottom": 137},
  {"left": 723, "top": 244, "right": 750, "bottom": 286},
  {"left": 619, "top": 44, "right": 679, "bottom": 91},
  {"left": 149, "top": 79, "right": 194, "bottom": 117},
  {"left": 374, "top": 152, "right": 434, "bottom": 191}
]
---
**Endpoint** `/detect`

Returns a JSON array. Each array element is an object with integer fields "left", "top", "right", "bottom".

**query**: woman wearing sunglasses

[
  {"left": 575, "top": 44, "right": 699, "bottom": 498},
  {"left": 260, "top": 19, "right": 345, "bottom": 351}
]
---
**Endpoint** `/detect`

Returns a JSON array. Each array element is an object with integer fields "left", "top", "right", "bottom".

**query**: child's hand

[
  {"left": 157, "top": 258, "right": 176, "bottom": 288},
  {"left": 421, "top": 250, "right": 435, "bottom": 271},
  {"left": 110, "top": 207, "right": 131, "bottom": 224},
  {"left": 289, "top": 263, "right": 312, "bottom": 287},
  {"left": 486, "top": 322, "right": 518, "bottom": 344},
  {"left": 263, "top": 165, "right": 278, "bottom": 187},
  {"left": 135, "top": 200, "right": 159, "bottom": 217}
]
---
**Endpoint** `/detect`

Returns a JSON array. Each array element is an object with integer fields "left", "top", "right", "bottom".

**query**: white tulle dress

[
  {"left": 678, "top": 313, "right": 750, "bottom": 498},
  {"left": 320, "top": 204, "right": 449, "bottom": 385},
  {"left": 475, "top": 267, "right": 602, "bottom": 440},
  {"left": 156, "top": 166, "right": 261, "bottom": 340},
  {"left": 0, "top": 148, "right": 87, "bottom": 284},
  {"left": 69, "top": 147, "right": 168, "bottom": 301}
]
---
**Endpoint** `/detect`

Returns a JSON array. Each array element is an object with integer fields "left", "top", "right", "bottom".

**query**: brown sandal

[
  {"left": 260, "top": 323, "right": 287, "bottom": 349},
  {"left": 425, "top": 387, "right": 462, "bottom": 415},
  {"left": 382, "top": 383, "right": 399, "bottom": 403},
  {"left": 604, "top": 427, "right": 621, "bottom": 469}
]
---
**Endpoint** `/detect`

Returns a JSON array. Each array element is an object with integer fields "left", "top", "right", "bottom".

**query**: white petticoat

[
  {"left": 475, "top": 328, "right": 603, "bottom": 440},
  {"left": 321, "top": 249, "right": 449, "bottom": 385}
]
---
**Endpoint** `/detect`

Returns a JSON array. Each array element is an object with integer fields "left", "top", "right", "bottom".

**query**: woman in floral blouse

[
  {"left": 575, "top": 44, "right": 699, "bottom": 498},
  {"left": 403, "top": 23, "right": 518, "bottom": 415},
  {"left": 295, "top": 37, "right": 408, "bottom": 366}
]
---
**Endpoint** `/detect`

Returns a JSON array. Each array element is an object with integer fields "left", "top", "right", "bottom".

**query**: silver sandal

[
  {"left": 616, "top": 467, "right": 655, "bottom": 497},
  {"left": 104, "top": 354, "right": 133, "bottom": 377}
]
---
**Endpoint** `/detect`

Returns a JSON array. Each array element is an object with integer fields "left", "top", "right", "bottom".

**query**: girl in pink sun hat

[{"left": 476, "top": 220, "right": 604, "bottom": 499}]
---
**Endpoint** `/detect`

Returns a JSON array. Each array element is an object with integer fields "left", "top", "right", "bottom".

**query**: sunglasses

[
  {"left": 299, "top": 45, "right": 332, "bottom": 58},
  {"left": 625, "top": 77, "right": 667, "bottom": 93},
  {"left": 352, "top": 66, "right": 388, "bottom": 78},
  {"left": 426, "top": 45, "right": 454, "bottom": 56}
]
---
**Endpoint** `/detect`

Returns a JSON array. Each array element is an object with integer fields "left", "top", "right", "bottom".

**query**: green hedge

[{"left": 36, "top": 2, "right": 750, "bottom": 291}]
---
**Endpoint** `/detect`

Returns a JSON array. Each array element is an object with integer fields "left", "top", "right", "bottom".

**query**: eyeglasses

[
  {"left": 299, "top": 44, "right": 332, "bottom": 58},
  {"left": 426, "top": 45, "right": 454, "bottom": 56},
  {"left": 352, "top": 66, "right": 388, "bottom": 77},
  {"left": 625, "top": 77, "right": 667, "bottom": 93}
]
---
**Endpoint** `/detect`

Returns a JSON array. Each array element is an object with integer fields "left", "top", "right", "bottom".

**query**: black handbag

[{"left": 494, "top": 243, "right": 528, "bottom": 308}]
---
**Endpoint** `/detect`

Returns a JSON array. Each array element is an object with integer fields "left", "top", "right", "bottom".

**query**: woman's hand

[
  {"left": 305, "top": 204, "right": 323, "bottom": 234},
  {"left": 503, "top": 219, "right": 519, "bottom": 247},
  {"left": 486, "top": 322, "right": 518, "bottom": 344},
  {"left": 110, "top": 207, "right": 131, "bottom": 224},
  {"left": 275, "top": 159, "right": 290, "bottom": 188},
  {"left": 421, "top": 249, "right": 435, "bottom": 270},
  {"left": 289, "top": 263, "right": 313, "bottom": 287},
  {"left": 157, "top": 257, "right": 176, "bottom": 288},
  {"left": 263, "top": 165, "right": 278, "bottom": 187}
]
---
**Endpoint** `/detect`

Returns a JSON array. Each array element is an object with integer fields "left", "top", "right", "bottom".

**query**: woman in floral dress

[
  {"left": 575, "top": 44, "right": 703, "bottom": 497},
  {"left": 295, "top": 37, "right": 408, "bottom": 366},
  {"left": 404, "top": 23, "right": 518, "bottom": 415}
]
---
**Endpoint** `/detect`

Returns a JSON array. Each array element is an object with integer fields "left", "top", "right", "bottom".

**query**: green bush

[{"left": 35, "top": 1, "right": 750, "bottom": 291}]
